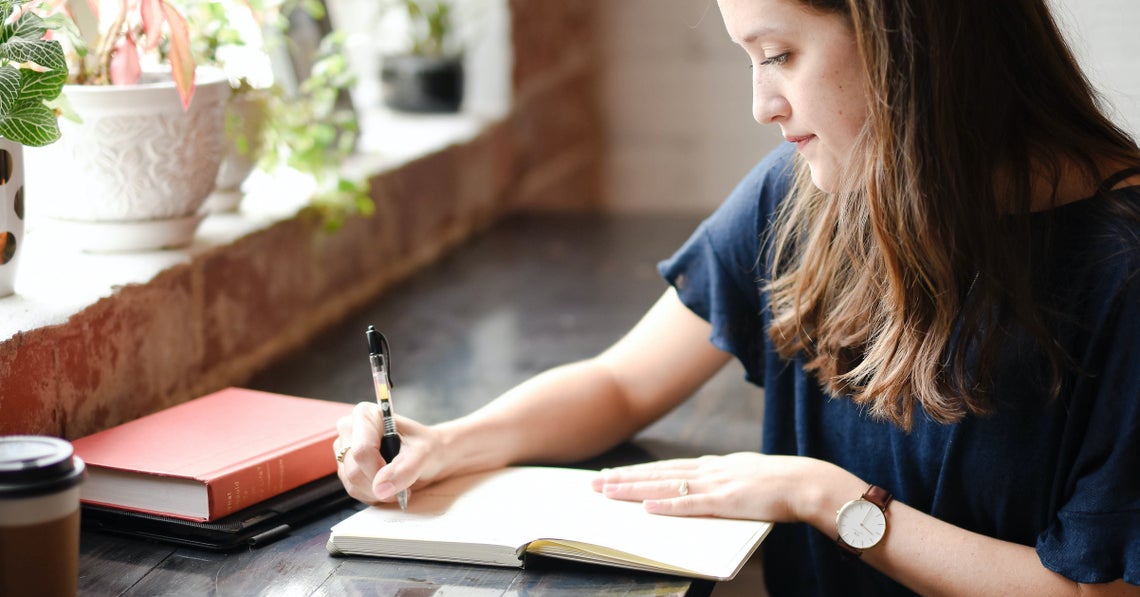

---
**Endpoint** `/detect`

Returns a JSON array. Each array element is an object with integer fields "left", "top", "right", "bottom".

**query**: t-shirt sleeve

[
  {"left": 657, "top": 143, "right": 796, "bottom": 386},
  {"left": 1036, "top": 272, "right": 1140, "bottom": 584}
]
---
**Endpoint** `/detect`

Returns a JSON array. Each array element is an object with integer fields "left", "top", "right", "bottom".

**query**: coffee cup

[{"left": 0, "top": 435, "right": 86, "bottom": 597}]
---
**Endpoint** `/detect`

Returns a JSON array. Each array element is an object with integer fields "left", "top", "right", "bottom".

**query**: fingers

[
  {"left": 335, "top": 402, "right": 387, "bottom": 505},
  {"left": 598, "top": 476, "right": 697, "bottom": 502},
  {"left": 643, "top": 494, "right": 710, "bottom": 516},
  {"left": 372, "top": 416, "right": 429, "bottom": 500},
  {"left": 598, "top": 474, "right": 717, "bottom": 517},
  {"left": 593, "top": 457, "right": 721, "bottom": 517},
  {"left": 334, "top": 405, "right": 445, "bottom": 507},
  {"left": 593, "top": 453, "right": 808, "bottom": 522},
  {"left": 597, "top": 458, "right": 705, "bottom": 481},
  {"left": 592, "top": 458, "right": 704, "bottom": 493},
  {"left": 350, "top": 401, "right": 383, "bottom": 455}
]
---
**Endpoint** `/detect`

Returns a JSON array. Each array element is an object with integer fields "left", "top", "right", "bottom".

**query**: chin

[{"left": 807, "top": 167, "right": 837, "bottom": 194}]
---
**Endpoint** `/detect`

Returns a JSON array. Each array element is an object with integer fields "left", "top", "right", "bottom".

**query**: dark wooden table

[{"left": 77, "top": 213, "right": 765, "bottom": 596}]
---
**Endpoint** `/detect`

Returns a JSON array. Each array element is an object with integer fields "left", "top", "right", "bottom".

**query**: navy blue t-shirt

[{"left": 658, "top": 143, "right": 1140, "bottom": 595}]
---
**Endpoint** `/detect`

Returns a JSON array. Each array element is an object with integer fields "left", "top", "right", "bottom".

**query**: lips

[{"left": 785, "top": 134, "right": 815, "bottom": 151}]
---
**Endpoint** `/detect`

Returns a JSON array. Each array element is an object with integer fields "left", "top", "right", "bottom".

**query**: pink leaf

[
  {"left": 160, "top": 2, "right": 195, "bottom": 109},
  {"left": 139, "top": 0, "right": 164, "bottom": 52},
  {"left": 109, "top": 36, "right": 141, "bottom": 85}
]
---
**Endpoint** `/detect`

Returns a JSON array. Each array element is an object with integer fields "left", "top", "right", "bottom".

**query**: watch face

[{"left": 836, "top": 499, "right": 886, "bottom": 549}]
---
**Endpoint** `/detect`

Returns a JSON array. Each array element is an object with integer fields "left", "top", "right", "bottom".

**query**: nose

[{"left": 752, "top": 74, "right": 790, "bottom": 125}]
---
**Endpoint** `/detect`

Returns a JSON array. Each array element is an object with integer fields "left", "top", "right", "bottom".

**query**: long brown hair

[{"left": 766, "top": 0, "right": 1140, "bottom": 428}]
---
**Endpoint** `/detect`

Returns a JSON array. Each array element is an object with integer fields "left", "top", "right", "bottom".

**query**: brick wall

[{"left": 0, "top": 0, "right": 602, "bottom": 439}]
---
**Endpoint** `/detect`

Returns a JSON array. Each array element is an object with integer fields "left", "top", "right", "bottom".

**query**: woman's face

[{"left": 719, "top": 0, "right": 868, "bottom": 192}]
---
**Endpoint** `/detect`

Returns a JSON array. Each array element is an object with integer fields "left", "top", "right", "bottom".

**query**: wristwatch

[{"left": 835, "top": 485, "right": 893, "bottom": 556}]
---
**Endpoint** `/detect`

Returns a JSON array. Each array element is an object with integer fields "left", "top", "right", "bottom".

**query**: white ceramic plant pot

[
  {"left": 28, "top": 67, "right": 230, "bottom": 252},
  {"left": 0, "top": 139, "right": 24, "bottom": 296},
  {"left": 204, "top": 88, "right": 271, "bottom": 213}
]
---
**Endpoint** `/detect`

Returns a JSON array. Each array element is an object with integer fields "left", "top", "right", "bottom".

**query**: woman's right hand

[{"left": 334, "top": 401, "right": 446, "bottom": 506}]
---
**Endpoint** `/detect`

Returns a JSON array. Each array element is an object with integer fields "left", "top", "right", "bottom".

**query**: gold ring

[
  {"left": 336, "top": 444, "right": 351, "bottom": 463},
  {"left": 678, "top": 479, "right": 689, "bottom": 496}
]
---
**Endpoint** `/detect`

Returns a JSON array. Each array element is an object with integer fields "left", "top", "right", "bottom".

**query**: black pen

[{"left": 366, "top": 325, "right": 407, "bottom": 511}]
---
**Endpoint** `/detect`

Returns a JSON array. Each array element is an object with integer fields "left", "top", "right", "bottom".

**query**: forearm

[
  {"left": 800, "top": 463, "right": 1132, "bottom": 596},
  {"left": 431, "top": 358, "right": 654, "bottom": 478},
  {"left": 431, "top": 288, "right": 728, "bottom": 480},
  {"left": 868, "top": 503, "right": 1074, "bottom": 596}
]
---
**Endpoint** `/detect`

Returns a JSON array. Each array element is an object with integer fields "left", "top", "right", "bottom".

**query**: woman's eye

[{"left": 760, "top": 53, "right": 790, "bottom": 66}]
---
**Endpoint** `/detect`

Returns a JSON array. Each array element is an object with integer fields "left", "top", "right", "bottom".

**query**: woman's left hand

[{"left": 592, "top": 452, "right": 848, "bottom": 523}]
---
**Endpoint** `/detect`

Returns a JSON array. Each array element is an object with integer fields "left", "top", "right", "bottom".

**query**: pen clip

[{"left": 366, "top": 325, "right": 394, "bottom": 387}]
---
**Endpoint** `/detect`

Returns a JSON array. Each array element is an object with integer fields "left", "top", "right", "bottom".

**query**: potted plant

[
  {"left": 24, "top": 0, "right": 232, "bottom": 251},
  {"left": 257, "top": 25, "right": 372, "bottom": 229},
  {"left": 0, "top": 0, "right": 67, "bottom": 295},
  {"left": 183, "top": 0, "right": 275, "bottom": 213},
  {"left": 185, "top": 0, "right": 370, "bottom": 223},
  {"left": 379, "top": 0, "right": 463, "bottom": 113}
]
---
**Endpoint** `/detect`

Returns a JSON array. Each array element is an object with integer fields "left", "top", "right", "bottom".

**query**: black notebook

[{"left": 81, "top": 474, "right": 353, "bottom": 551}]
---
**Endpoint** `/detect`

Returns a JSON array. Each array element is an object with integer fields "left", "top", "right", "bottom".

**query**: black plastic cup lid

[{"left": 0, "top": 435, "right": 86, "bottom": 499}]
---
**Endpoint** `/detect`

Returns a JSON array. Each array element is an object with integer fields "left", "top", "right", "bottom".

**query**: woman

[{"left": 337, "top": 0, "right": 1140, "bottom": 593}]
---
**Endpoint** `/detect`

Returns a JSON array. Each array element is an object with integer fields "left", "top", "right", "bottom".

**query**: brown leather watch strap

[{"left": 864, "top": 485, "right": 893, "bottom": 511}]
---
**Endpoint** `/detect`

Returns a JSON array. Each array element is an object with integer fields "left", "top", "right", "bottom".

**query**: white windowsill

[{"left": 0, "top": 107, "right": 493, "bottom": 344}]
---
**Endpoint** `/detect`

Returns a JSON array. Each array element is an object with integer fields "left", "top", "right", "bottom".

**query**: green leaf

[
  {"left": 0, "top": 4, "right": 15, "bottom": 44},
  {"left": 0, "top": 65, "right": 18, "bottom": 112},
  {"left": 18, "top": 63, "right": 65, "bottom": 101},
  {"left": 0, "top": 4, "right": 67, "bottom": 146},
  {"left": 8, "top": 10, "right": 49, "bottom": 43},
  {"left": 0, "top": 98, "right": 60, "bottom": 146},
  {"left": 0, "top": 40, "right": 66, "bottom": 106},
  {"left": 1, "top": 37, "right": 66, "bottom": 75}
]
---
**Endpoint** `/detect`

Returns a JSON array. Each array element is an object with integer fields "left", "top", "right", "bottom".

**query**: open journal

[{"left": 327, "top": 466, "right": 772, "bottom": 581}]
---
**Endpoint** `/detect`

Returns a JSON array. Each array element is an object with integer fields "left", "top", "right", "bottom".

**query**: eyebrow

[{"left": 738, "top": 24, "right": 787, "bottom": 44}]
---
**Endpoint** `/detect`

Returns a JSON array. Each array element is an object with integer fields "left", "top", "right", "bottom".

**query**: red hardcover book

[{"left": 71, "top": 388, "right": 354, "bottom": 522}]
